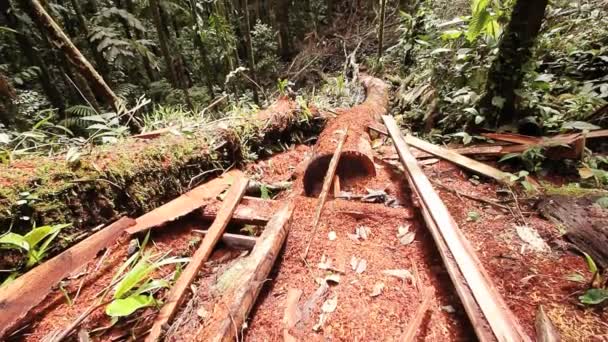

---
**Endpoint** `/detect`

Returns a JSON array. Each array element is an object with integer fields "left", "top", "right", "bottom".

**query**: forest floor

[{"left": 11, "top": 136, "right": 608, "bottom": 341}]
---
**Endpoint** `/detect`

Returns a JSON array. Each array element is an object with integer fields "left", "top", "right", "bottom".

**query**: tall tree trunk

[
  {"left": 113, "top": 0, "right": 133, "bottom": 39},
  {"left": 0, "top": 71, "right": 17, "bottom": 128},
  {"left": 70, "top": 0, "right": 111, "bottom": 79},
  {"left": 377, "top": 0, "right": 387, "bottom": 61},
  {"left": 275, "top": 0, "right": 290, "bottom": 59},
  {"left": 243, "top": 0, "right": 259, "bottom": 103},
  {"left": 1, "top": 1, "right": 65, "bottom": 113},
  {"left": 149, "top": 0, "right": 178, "bottom": 86},
  {"left": 480, "top": 0, "right": 549, "bottom": 128},
  {"left": 22, "top": 0, "right": 119, "bottom": 110}
]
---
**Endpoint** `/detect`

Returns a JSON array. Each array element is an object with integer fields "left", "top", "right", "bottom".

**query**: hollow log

[
  {"left": 303, "top": 75, "right": 389, "bottom": 196},
  {"left": 194, "top": 199, "right": 296, "bottom": 341}
]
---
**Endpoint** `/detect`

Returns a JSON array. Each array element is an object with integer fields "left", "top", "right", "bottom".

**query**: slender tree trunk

[
  {"left": 22, "top": 0, "right": 119, "bottom": 110},
  {"left": 243, "top": 0, "right": 259, "bottom": 103},
  {"left": 0, "top": 71, "right": 17, "bottom": 128},
  {"left": 480, "top": 0, "right": 549, "bottom": 128},
  {"left": 378, "top": 0, "right": 387, "bottom": 61},
  {"left": 70, "top": 0, "right": 111, "bottom": 79},
  {"left": 124, "top": 0, "right": 157, "bottom": 82},
  {"left": 149, "top": 0, "right": 178, "bottom": 86},
  {"left": 275, "top": 0, "right": 290, "bottom": 59},
  {"left": 1, "top": 1, "right": 65, "bottom": 113},
  {"left": 113, "top": 0, "right": 133, "bottom": 39}
]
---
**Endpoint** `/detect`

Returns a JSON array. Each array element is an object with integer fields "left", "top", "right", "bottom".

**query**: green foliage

[
  {"left": 105, "top": 251, "right": 188, "bottom": 318},
  {"left": 251, "top": 20, "right": 279, "bottom": 84},
  {"left": 579, "top": 289, "right": 608, "bottom": 305},
  {"left": 0, "top": 223, "right": 71, "bottom": 270},
  {"left": 499, "top": 146, "right": 546, "bottom": 173}
]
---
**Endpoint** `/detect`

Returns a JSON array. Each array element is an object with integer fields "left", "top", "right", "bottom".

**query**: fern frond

[{"left": 65, "top": 105, "right": 97, "bottom": 117}]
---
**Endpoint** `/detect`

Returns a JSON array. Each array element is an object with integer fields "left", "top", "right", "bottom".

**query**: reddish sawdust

[
  {"left": 245, "top": 144, "right": 313, "bottom": 185},
  {"left": 421, "top": 160, "right": 608, "bottom": 341},
  {"left": 13, "top": 218, "right": 216, "bottom": 341},
  {"left": 245, "top": 154, "right": 473, "bottom": 340}
]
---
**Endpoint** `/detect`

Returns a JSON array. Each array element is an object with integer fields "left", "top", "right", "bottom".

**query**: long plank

[
  {"left": 128, "top": 170, "right": 243, "bottom": 234},
  {"left": 302, "top": 128, "right": 348, "bottom": 260},
  {"left": 382, "top": 115, "right": 530, "bottom": 342},
  {"left": 145, "top": 176, "right": 249, "bottom": 342},
  {"left": 400, "top": 287, "right": 434, "bottom": 341},
  {"left": 403, "top": 135, "right": 514, "bottom": 185},
  {"left": 0, "top": 217, "right": 136, "bottom": 340},
  {"left": 196, "top": 199, "right": 296, "bottom": 342},
  {"left": 407, "top": 173, "right": 495, "bottom": 341}
]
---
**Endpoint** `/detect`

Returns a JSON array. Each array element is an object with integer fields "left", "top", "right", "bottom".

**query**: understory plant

[{"left": 578, "top": 253, "right": 608, "bottom": 306}]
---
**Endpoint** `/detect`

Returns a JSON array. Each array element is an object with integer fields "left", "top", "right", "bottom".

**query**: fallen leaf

[
  {"left": 382, "top": 269, "right": 414, "bottom": 282},
  {"left": 196, "top": 307, "right": 208, "bottom": 319},
  {"left": 355, "top": 259, "right": 367, "bottom": 274},
  {"left": 441, "top": 305, "right": 455, "bottom": 313},
  {"left": 371, "top": 282, "right": 385, "bottom": 297},
  {"left": 399, "top": 231, "right": 416, "bottom": 245},
  {"left": 347, "top": 233, "right": 359, "bottom": 241},
  {"left": 318, "top": 255, "right": 333, "bottom": 270},
  {"left": 350, "top": 256, "right": 358, "bottom": 270},
  {"left": 328, "top": 231, "right": 337, "bottom": 241},
  {"left": 357, "top": 226, "right": 371, "bottom": 240},
  {"left": 322, "top": 297, "right": 338, "bottom": 313},
  {"left": 397, "top": 225, "right": 410, "bottom": 237},
  {"left": 516, "top": 225, "right": 550, "bottom": 252},
  {"left": 535, "top": 305, "right": 561, "bottom": 342}
]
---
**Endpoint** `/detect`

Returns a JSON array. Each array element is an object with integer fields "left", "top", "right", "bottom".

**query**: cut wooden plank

[
  {"left": 145, "top": 176, "right": 249, "bottom": 342},
  {"left": 283, "top": 288, "right": 303, "bottom": 342},
  {"left": 400, "top": 287, "right": 433, "bottom": 342},
  {"left": 197, "top": 196, "right": 278, "bottom": 226},
  {"left": 302, "top": 128, "right": 348, "bottom": 260},
  {"left": 127, "top": 170, "right": 243, "bottom": 234},
  {"left": 403, "top": 135, "right": 514, "bottom": 185},
  {"left": 0, "top": 217, "right": 135, "bottom": 340},
  {"left": 195, "top": 199, "right": 296, "bottom": 342},
  {"left": 407, "top": 173, "right": 495, "bottom": 341},
  {"left": 383, "top": 115, "right": 530, "bottom": 342},
  {"left": 192, "top": 230, "right": 257, "bottom": 250}
]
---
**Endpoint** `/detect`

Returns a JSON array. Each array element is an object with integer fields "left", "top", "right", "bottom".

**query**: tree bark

[
  {"left": 0, "top": 71, "right": 17, "bottom": 128},
  {"left": 275, "top": 0, "right": 291, "bottom": 59},
  {"left": 243, "top": 0, "right": 260, "bottom": 103},
  {"left": 150, "top": 0, "right": 178, "bottom": 86},
  {"left": 378, "top": 0, "right": 387, "bottom": 61},
  {"left": 124, "top": 0, "right": 158, "bottom": 82},
  {"left": 189, "top": 0, "right": 216, "bottom": 97},
  {"left": 70, "top": 0, "right": 111, "bottom": 80},
  {"left": 480, "top": 0, "right": 549, "bottom": 128},
  {"left": 22, "top": 0, "right": 119, "bottom": 110}
]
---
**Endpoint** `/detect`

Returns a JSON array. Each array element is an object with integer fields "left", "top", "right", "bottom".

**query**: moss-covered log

[{"left": 0, "top": 99, "right": 323, "bottom": 268}]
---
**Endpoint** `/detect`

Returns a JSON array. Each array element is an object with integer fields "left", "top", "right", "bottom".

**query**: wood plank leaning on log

[
  {"left": 145, "top": 176, "right": 249, "bottom": 342},
  {"left": 0, "top": 217, "right": 136, "bottom": 340},
  {"left": 382, "top": 115, "right": 531, "bottom": 342},
  {"left": 195, "top": 198, "right": 296, "bottom": 342}
]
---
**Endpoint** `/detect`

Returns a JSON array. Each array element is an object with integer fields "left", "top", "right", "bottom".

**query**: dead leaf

[
  {"left": 382, "top": 269, "right": 414, "bottom": 282},
  {"left": 197, "top": 307, "right": 208, "bottom": 320},
  {"left": 399, "top": 231, "right": 416, "bottom": 245},
  {"left": 355, "top": 259, "right": 367, "bottom": 274},
  {"left": 515, "top": 225, "right": 550, "bottom": 252},
  {"left": 356, "top": 226, "right": 371, "bottom": 240},
  {"left": 371, "top": 282, "right": 385, "bottom": 297},
  {"left": 397, "top": 224, "right": 410, "bottom": 237},
  {"left": 318, "top": 255, "right": 333, "bottom": 270},
  {"left": 347, "top": 233, "right": 360, "bottom": 241},
  {"left": 535, "top": 305, "right": 560, "bottom": 342},
  {"left": 322, "top": 297, "right": 338, "bottom": 313},
  {"left": 350, "top": 256, "right": 358, "bottom": 270},
  {"left": 328, "top": 231, "right": 337, "bottom": 241}
]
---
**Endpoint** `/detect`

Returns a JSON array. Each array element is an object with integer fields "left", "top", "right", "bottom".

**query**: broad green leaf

[
  {"left": 134, "top": 279, "right": 170, "bottom": 296},
  {"left": 499, "top": 153, "right": 521, "bottom": 163},
  {"left": 596, "top": 197, "right": 608, "bottom": 209},
  {"left": 579, "top": 289, "right": 608, "bottom": 305},
  {"left": 565, "top": 273, "right": 586, "bottom": 283},
  {"left": 105, "top": 294, "right": 156, "bottom": 317},
  {"left": 441, "top": 30, "right": 462, "bottom": 40},
  {"left": 582, "top": 252, "right": 598, "bottom": 274},
  {"left": 562, "top": 121, "right": 601, "bottom": 131},
  {"left": 260, "top": 185, "right": 271, "bottom": 200},
  {"left": 24, "top": 224, "right": 70, "bottom": 248},
  {"left": 0, "top": 232, "right": 29, "bottom": 251},
  {"left": 113, "top": 258, "right": 155, "bottom": 299}
]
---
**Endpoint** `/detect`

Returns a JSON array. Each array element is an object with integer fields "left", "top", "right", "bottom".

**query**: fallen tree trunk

[
  {"left": 303, "top": 75, "right": 389, "bottom": 196},
  {"left": 0, "top": 97, "right": 323, "bottom": 270},
  {"left": 194, "top": 199, "right": 296, "bottom": 341}
]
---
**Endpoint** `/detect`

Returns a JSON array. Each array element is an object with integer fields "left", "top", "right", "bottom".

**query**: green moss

[{"left": 543, "top": 182, "right": 608, "bottom": 197}]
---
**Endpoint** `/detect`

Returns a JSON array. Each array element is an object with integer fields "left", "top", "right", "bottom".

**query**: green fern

[
  {"left": 59, "top": 105, "right": 98, "bottom": 129},
  {"left": 467, "top": 0, "right": 491, "bottom": 42}
]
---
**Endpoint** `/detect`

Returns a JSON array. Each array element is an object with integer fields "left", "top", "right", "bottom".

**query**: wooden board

[
  {"left": 382, "top": 115, "right": 530, "bottom": 342},
  {"left": 145, "top": 176, "right": 249, "bottom": 342},
  {"left": 195, "top": 199, "right": 296, "bottom": 342},
  {"left": 192, "top": 230, "right": 257, "bottom": 250},
  {"left": 403, "top": 135, "right": 514, "bottom": 185},
  {"left": 127, "top": 170, "right": 243, "bottom": 234},
  {"left": 0, "top": 217, "right": 136, "bottom": 340}
]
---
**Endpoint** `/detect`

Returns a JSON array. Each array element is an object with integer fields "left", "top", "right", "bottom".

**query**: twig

[
  {"left": 200, "top": 95, "right": 228, "bottom": 117},
  {"left": 302, "top": 128, "right": 349, "bottom": 261},
  {"left": 431, "top": 180, "right": 509, "bottom": 210},
  {"left": 51, "top": 301, "right": 112, "bottom": 342},
  {"left": 400, "top": 287, "right": 433, "bottom": 342}
]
